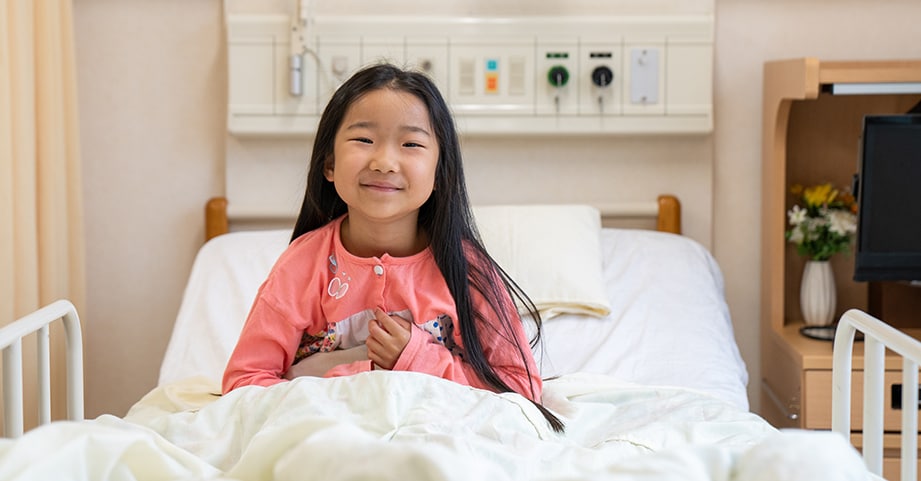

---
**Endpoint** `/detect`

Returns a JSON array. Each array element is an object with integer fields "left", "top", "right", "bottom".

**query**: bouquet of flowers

[{"left": 785, "top": 182, "right": 858, "bottom": 261}]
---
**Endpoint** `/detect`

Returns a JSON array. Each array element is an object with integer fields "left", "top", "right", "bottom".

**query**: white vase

[{"left": 800, "top": 260, "right": 837, "bottom": 327}]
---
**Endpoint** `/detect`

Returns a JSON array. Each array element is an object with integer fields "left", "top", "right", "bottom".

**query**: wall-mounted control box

[{"left": 225, "top": 15, "right": 713, "bottom": 136}]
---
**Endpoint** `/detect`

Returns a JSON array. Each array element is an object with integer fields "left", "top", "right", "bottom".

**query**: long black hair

[{"left": 291, "top": 63, "right": 563, "bottom": 432}]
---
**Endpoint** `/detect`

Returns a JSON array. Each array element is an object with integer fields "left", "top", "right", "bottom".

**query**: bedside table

[
  {"left": 761, "top": 322, "right": 921, "bottom": 481},
  {"left": 760, "top": 57, "right": 921, "bottom": 481}
]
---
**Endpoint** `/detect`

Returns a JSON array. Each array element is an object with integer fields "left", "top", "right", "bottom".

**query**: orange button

[{"left": 485, "top": 73, "right": 499, "bottom": 94}]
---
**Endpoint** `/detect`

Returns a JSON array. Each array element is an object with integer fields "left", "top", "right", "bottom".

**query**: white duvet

[{"left": 0, "top": 372, "right": 870, "bottom": 481}]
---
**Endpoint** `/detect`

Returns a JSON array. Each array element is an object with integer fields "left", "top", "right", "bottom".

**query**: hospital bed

[{"left": 0, "top": 195, "right": 894, "bottom": 480}]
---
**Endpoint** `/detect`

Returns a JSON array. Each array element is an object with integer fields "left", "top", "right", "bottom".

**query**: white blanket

[{"left": 0, "top": 373, "right": 870, "bottom": 481}]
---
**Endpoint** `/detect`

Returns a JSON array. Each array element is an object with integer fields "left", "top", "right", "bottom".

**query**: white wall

[
  {"left": 75, "top": 0, "right": 226, "bottom": 415},
  {"left": 73, "top": 0, "right": 921, "bottom": 418}
]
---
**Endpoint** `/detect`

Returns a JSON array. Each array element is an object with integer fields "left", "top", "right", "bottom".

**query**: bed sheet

[
  {"left": 536, "top": 228, "right": 748, "bottom": 410},
  {"left": 158, "top": 226, "right": 748, "bottom": 410},
  {"left": 0, "top": 373, "right": 869, "bottom": 481}
]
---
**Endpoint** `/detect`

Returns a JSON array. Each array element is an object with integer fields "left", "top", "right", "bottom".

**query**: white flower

[
  {"left": 828, "top": 209, "right": 857, "bottom": 236},
  {"left": 787, "top": 205, "right": 807, "bottom": 226}
]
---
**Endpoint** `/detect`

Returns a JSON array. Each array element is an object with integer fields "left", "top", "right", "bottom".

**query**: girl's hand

[
  {"left": 366, "top": 307, "right": 412, "bottom": 370},
  {"left": 283, "top": 345, "right": 368, "bottom": 379}
]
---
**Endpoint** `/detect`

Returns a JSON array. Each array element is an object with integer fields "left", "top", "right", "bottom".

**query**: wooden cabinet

[{"left": 759, "top": 58, "right": 921, "bottom": 481}]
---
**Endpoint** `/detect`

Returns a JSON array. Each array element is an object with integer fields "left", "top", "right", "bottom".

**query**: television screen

[{"left": 853, "top": 114, "right": 921, "bottom": 282}]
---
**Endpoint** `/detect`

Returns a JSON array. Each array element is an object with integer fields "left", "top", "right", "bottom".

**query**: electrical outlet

[
  {"left": 536, "top": 42, "right": 578, "bottom": 116},
  {"left": 578, "top": 44, "right": 622, "bottom": 116}
]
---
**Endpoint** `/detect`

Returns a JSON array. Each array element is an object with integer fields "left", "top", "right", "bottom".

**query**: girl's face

[{"left": 326, "top": 88, "right": 439, "bottom": 228}]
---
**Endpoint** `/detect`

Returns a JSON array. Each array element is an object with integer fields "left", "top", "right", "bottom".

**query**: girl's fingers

[
  {"left": 365, "top": 309, "right": 412, "bottom": 370},
  {"left": 372, "top": 308, "right": 411, "bottom": 335}
]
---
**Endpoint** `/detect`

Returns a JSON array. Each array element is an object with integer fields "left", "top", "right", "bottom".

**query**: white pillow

[{"left": 473, "top": 205, "right": 611, "bottom": 319}]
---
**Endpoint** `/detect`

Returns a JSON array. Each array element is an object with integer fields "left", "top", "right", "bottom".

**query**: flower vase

[{"left": 800, "top": 260, "right": 837, "bottom": 327}]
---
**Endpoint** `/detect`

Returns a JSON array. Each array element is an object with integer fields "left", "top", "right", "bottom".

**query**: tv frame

[{"left": 853, "top": 114, "right": 921, "bottom": 283}]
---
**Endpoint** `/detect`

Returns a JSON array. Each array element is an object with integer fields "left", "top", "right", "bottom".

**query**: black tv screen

[{"left": 853, "top": 114, "right": 921, "bottom": 282}]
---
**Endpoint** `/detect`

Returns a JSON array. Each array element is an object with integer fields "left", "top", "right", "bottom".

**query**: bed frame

[
  {"left": 0, "top": 299, "right": 84, "bottom": 438},
  {"left": 203, "top": 195, "right": 684, "bottom": 241},
  {"left": 833, "top": 309, "right": 921, "bottom": 481}
]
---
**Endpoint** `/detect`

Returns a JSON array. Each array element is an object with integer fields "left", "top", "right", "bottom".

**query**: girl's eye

[
  {"left": 351, "top": 137, "right": 372, "bottom": 144},
  {"left": 403, "top": 142, "right": 423, "bottom": 148}
]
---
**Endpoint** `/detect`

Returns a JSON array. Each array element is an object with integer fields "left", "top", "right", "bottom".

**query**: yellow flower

[{"left": 803, "top": 183, "right": 837, "bottom": 208}]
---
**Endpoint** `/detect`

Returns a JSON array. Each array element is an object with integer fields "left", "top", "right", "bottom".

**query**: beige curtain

[{"left": 0, "top": 0, "right": 85, "bottom": 425}]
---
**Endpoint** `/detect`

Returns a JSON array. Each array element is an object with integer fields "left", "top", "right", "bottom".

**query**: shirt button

[{"left": 373, "top": 265, "right": 384, "bottom": 276}]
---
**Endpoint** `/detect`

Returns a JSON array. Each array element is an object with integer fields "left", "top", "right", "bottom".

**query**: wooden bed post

[
  {"left": 205, "top": 197, "right": 228, "bottom": 241},
  {"left": 656, "top": 195, "right": 681, "bottom": 235}
]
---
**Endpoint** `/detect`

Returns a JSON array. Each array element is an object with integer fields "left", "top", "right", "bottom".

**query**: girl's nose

[{"left": 369, "top": 145, "right": 399, "bottom": 173}]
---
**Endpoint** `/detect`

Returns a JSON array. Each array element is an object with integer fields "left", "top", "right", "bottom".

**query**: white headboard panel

[{"left": 224, "top": 13, "right": 713, "bottom": 136}]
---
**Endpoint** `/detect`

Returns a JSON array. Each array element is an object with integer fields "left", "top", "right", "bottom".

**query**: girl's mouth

[{"left": 361, "top": 182, "right": 402, "bottom": 192}]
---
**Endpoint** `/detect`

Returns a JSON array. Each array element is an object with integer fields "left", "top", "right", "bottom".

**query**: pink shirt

[{"left": 222, "top": 216, "right": 542, "bottom": 401}]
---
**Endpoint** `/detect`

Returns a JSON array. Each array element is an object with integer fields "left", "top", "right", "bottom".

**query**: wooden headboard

[{"left": 204, "top": 195, "right": 681, "bottom": 242}]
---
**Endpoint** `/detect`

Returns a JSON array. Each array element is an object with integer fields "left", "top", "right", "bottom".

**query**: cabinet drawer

[{"left": 805, "top": 370, "right": 921, "bottom": 431}]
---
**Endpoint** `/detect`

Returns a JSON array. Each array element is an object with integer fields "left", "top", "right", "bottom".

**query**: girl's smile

[{"left": 359, "top": 177, "right": 403, "bottom": 192}]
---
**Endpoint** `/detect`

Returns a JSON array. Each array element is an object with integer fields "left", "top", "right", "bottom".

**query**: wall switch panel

[
  {"left": 225, "top": 14, "right": 713, "bottom": 135},
  {"left": 457, "top": 57, "right": 476, "bottom": 96},
  {"left": 508, "top": 56, "right": 527, "bottom": 96},
  {"left": 449, "top": 40, "right": 535, "bottom": 116},
  {"left": 626, "top": 46, "right": 664, "bottom": 115},
  {"left": 629, "top": 48, "right": 660, "bottom": 105}
]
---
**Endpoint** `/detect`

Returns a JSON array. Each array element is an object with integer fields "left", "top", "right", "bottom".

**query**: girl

[{"left": 222, "top": 63, "right": 563, "bottom": 432}]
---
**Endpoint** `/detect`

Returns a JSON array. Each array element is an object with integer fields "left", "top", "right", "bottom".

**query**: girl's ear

[{"left": 323, "top": 156, "right": 334, "bottom": 181}]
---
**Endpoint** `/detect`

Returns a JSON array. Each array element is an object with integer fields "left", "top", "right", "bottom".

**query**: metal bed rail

[
  {"left": 0, "top": 299, "right": 84, "bottom": 438},
  {"left": 833, "top": 308, "right": 921, "bottom": 481}
]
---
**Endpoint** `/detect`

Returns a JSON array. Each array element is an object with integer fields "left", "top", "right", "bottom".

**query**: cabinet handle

[
  {"left": 761, "top": 380, "right": 800, "bottom": 421},
  {"left": 890, "top": 384, "right": 921, "bottom": 410}
]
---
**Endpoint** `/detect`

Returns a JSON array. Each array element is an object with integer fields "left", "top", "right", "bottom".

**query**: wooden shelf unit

[{"left": 760, "top": 58, "right": 921, "bottom": 481}]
